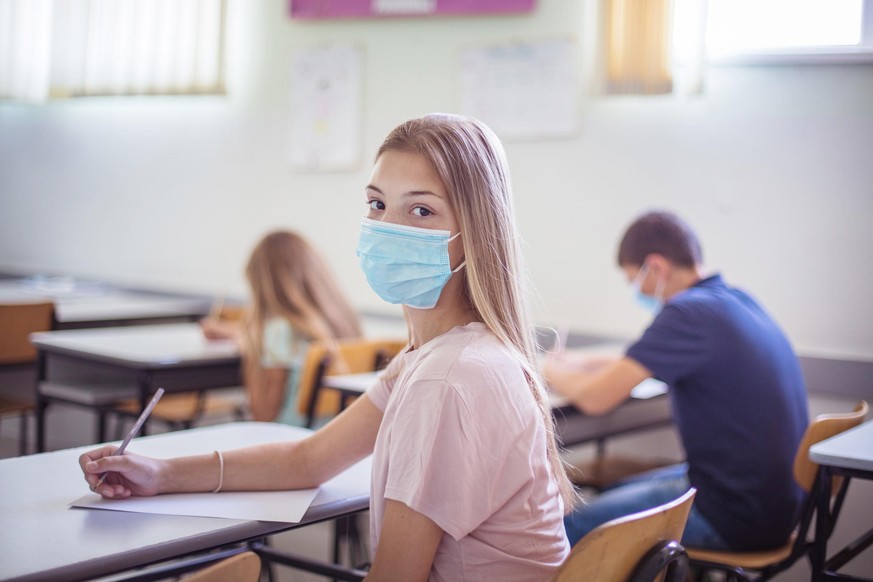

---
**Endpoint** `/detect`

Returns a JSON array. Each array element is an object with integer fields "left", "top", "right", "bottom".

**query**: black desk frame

[{"left": 813, "top": 464, "right": 873, "bottom": 582}]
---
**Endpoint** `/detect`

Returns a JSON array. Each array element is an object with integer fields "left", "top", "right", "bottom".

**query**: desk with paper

[
  {"left": 322, "top": 367, "right": 672, "bottom": 448},
  {"left": 0, "top": 422, "right": 370, "bottom": 582}
]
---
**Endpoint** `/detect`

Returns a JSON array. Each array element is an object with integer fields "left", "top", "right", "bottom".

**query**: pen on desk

[{"left": 92, "top": 388, "right": 165, "bottom": 490}]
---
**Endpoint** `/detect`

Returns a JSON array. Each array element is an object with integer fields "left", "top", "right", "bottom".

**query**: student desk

[
  {"left": 30, "top": 324, "right": 242, "bottom": 452},
  {"left": 322, "top": 371, "right": 672, "bottom": 448},
  {"left": 0, "top": 422, "right": 370, "bottom": 582},
  {"left": 809, "top": 419, "right": 873, "bottom": 582},
  {"left": 0, "top": 279, "right": 210, "bottom": 329}
]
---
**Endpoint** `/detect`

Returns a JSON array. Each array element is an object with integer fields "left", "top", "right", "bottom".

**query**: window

[
  {"left": 674, "top": 0, "right": 873, "bottom": 65},
  {"left": 0, "top": 0, "right": 226, "bottom": 102}
]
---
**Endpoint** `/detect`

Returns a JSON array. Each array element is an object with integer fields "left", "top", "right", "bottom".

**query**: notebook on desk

[{"left": 547, "top": 378, "right": 667, "bottom": 409}]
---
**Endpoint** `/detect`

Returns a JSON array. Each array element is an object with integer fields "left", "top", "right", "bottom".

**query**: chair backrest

[
  {"left": 218, "top": 304, "right": 246, "bottom": 322},
  {"left": 296, "top": 337, "right": 407, "bottom": 423},
  {"left": 180, "top": 551, "right": 260, "bottom": 582},
  {"left": 0, "top": 302, "right": 55, "bottom": 365},
  {"left": 554, "top": 488, "right": 696, "bottom": 582},
  {"left": 793, "top": 400, "right": 869, "bottom": 493}
]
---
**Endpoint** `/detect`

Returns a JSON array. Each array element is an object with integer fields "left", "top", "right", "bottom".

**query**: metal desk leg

[
  {"left": 35, "top": 351, "right": 48, "bottom": 453},
  {"left": 96, "top": 408, "right": 108, "bottom": 443},
  {"left": 812, "top": 466, "right": 832, "bottom": 582}
]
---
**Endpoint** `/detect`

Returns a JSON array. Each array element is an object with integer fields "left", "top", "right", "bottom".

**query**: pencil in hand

[{"left": 92, "top": 388, "right": 165, "bottom": 491}]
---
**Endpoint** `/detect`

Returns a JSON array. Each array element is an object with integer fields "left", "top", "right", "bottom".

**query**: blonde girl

[
  {"left": 202, "top": 230, "right": 361, "bottom": 424},
  {"left": 82, "top": 114, "right": 574, "bottom": 581}
]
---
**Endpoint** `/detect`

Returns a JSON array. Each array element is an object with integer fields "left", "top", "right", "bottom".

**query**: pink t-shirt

[{"left": 367, "top": 322, "right": 569, "bottom": 581}]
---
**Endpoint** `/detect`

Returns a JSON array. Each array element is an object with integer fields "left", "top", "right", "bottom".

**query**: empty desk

[
  {"left": 0, "top": 277, "right": 211, "bottom": 329},
  {"left": 30, "top": 323, "right": 242, "bottom": 451},
  {"left": 809, "top": 419, "right": 873, "bottom": 582}
]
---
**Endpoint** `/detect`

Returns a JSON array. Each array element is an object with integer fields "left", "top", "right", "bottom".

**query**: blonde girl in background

[
  {"left": 201, "top": 230, "right": 362, "bottom": 425},
  {"left": 81, "top": 114, "right": 575, "bottom": 581}
]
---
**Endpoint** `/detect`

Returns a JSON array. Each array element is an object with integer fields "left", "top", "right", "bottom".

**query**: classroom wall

[{"left": 1, "top": 0, "right": 872, "bottom": 361}]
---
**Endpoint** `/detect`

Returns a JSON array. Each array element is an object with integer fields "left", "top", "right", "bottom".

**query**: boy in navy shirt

[{"left": 545, "top": 210, "right": 808, "bottom": 551}]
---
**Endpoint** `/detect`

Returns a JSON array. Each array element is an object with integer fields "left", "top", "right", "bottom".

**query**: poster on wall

[
  {"left": 288, "top": 44, "right": 362, "bottom": 171},
  {"left": 459, "top": 38, "right": 578, "bottom": 140}
]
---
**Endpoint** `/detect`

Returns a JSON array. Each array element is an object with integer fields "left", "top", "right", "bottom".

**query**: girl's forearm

[{"left": 159, "top": 440, "right": 320, "bottom": 494}]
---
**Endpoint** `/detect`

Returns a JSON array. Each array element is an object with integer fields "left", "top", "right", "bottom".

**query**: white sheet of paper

[
  {"left": 459, "top": 38, "right": 578, "bottom": 140},
  {"left": 548, "top": 378, "right": 667, "bottom": 408},
  {"left": 373, "top": 0, "right": 436, "bottom": 14},
  {"left": 289, "top": 44, "right": 362, "bottom": 171},
  {"left": 630, "top": 378, "right": 668, "bottom": 399},
  {"left": 70, "top": 488, "right": 319, "bottom": 523},
  {"left": 68, "top": 423, "right": 327, "bottom": 523}
]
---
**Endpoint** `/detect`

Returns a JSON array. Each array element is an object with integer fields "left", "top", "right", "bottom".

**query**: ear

[{"left": 645, "top": 254, "right": 670, "bottom": 277}]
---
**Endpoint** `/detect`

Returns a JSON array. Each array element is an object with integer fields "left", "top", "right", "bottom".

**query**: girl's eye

[
  {"left": 412, "top": 207, "right": 432, "bottom": 217},
  {"left": 368, "top": 199, "right": 385, "bottom": 211}
]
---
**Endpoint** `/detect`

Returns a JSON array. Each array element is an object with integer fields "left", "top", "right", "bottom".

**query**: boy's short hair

[{"left": 617, "top": 210, "right": 702, "bottom": 268}]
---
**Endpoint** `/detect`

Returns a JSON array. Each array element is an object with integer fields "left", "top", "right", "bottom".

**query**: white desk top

[
  {"left": 0, "top": 279, "right": 209, "bottom": 323},
  {"left": 30, "top": 323, "right": 239, "bottom": 367},
  {"left": 322, "top": 343, "right": 638, "bottom": 395},
  {"left": 323, "top": 371, "right": 383, "bottom": 393},
  {"left": 809, "top": 419, "right": 873, "bottom": 473},
  {"left": 0, "top": 422, "right": 371, "bottom": 582},
  {"left": 323, "top": 372, "right": 668, "bottom": 406},
  {"left": 321, "top": 367, "right": 672, "bottom": 449}
]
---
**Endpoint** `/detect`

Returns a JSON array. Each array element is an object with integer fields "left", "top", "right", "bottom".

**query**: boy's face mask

[
  {"left": 631, "top": 261, "right": 665, "bottom": 315},
  {"left": 356, "top": 217, "right": 465, "bottom": 310}
]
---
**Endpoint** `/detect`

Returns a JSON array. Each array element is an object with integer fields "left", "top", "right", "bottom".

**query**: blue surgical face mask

[
  {"left": 356, "top": 217, "right": 466, "bottom": 310},
  {"left": 631, "top": 262, "right": 665, "bottom": 315}
]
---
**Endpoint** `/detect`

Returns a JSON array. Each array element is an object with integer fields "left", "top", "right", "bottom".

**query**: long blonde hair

[
  {"left": 377, "top": 114, "right": 577, "bottom": 509},
  {"left": 244, "top": 230, "right": 362, "bottom": 360}
]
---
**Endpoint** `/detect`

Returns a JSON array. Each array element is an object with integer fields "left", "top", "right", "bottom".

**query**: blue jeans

[{"left": 564, "top": 463, "right": 730, "bottom": 550}]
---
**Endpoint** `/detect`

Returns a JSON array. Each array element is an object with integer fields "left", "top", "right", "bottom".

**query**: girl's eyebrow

[{"left": 365, "top": 185, "right": 442, "bottom": 198}]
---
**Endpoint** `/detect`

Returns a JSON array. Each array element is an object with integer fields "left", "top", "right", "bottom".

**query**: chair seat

[
  {"left": 569, "top": 454, "right": 676, "bottom": 490},
  {"left": 180, "top": 550, "right": 260, "bottom": 581},
  {"left": 114, "top": 391, "right": 245, "bottom": 423},
  {"left": 40, "top": 381, "right": 138, "bottom": 405},
  {"left": 687, "top": 533, "right": 796, "bottom": 570}
]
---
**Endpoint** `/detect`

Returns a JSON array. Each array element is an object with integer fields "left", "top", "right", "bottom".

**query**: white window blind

[
  {"left": 0, "top": 0, "right": 225, "bottom": 102},
  {"left": 673, "top": 0, "right": 873, "bottom": 66}
]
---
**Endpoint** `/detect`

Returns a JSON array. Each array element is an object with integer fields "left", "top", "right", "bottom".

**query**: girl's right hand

[
  {"left": 200, "top": 318, "right": 227, "bottom": 339},
  {"left": 79, "top": 445, "right": 164, "bottom": 499},
  {"left": 199, "top": 318, "right": 241, "bottom": 341}
]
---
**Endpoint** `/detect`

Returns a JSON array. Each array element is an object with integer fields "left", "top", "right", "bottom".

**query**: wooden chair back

[
  {"left": 0, "top": 302, "right": 55, "bottom": 364},
  {"left": 217, "top": 304, "right": 246, "bottom": 322},
  {"left": 296, "top": 338, "right": 406, "bottom": 425},
  {"left": 554, "top": 488, "right": 696, "bottom": 582},
  {"left": 793, "top": 400, "right": 869, "bottom": 493},
  {"left": 687, "top": 401, "right": 869, "bottom": 579},
  {"left": 180, "top": 551, "right": 260, "bottom": 582}
]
